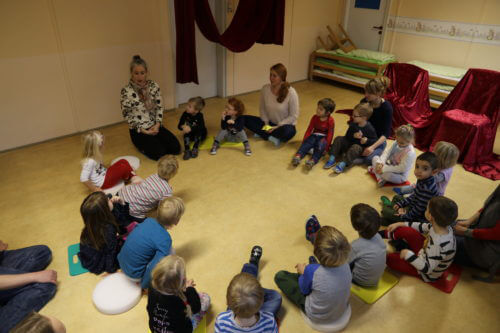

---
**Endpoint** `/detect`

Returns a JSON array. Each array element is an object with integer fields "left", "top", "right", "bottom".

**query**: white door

[
  {"left": 168, "top": 0, "right": 219, "bottom": 106},
  {"left": 344, "top": 0, "right": 389, "bottom": 51}
]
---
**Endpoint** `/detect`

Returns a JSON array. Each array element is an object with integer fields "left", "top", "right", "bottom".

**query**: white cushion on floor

[
  {"left": 92, "top": 272, "right": 142, "bottom": 315},
  {"left": 301, "top": 304, "right": 351, "bottom": 332}
]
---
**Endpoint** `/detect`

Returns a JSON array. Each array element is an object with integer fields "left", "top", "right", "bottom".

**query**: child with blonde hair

[
  {"left": 324, "top": 103, "right": 378, "bottom": 173},
  {"left": 275, "top": 226, "right": 352, "bottom": 325},
  {"left": 80, "top": 131, "right": 142, "bottom": 192},
  {"left": 10, "top": 312, "right": 66, "bottom": 333},
  {"left": 118, "top": 155, "right": 178, "bottom": 222},
  {"left": 118, "top": 196, "right": 184, "bottom": 288},
  {"left": 369, "top": 124, "right": 416, "bottom": 187},
  {"left": 148, "top": 255, "right": 210, "bottom": 333},
  {"left": 215, "top": 246, "right": 281, "bottom": 332},
  {"left": 210, "top": 97, "right": 251, "bottom": 156},
  {"left": 291, "top": 98, "right": 335, "bottom": 170},
  {"left": 178, "top": 96, "right": 208, "bottom": 160},
  {"left": 78, "top": 192, "right": 135, "bottom": 274}
]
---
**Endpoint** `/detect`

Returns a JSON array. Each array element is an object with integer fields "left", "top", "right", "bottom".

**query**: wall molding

[{"left": 387, "top": 15, "right": 500, "bottom": 46}]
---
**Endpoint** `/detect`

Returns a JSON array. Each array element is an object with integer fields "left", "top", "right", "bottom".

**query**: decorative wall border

[{"left": 387, "top": 16, "right": 500, "bottom": 46}]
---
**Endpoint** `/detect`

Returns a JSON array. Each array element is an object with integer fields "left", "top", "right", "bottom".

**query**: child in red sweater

[{"left": 291, "top": 98, "right": 335, "bottom": 169}]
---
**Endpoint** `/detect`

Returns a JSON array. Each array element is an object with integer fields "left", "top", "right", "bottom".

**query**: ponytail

[{"left": 365, "top": 76, "right": 391, "bottom": 96}]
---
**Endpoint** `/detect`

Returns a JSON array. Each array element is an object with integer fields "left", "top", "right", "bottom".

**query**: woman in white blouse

[
  {"left": 121, "top": 55, "right": 180, "bottom": 160},
  {"left": 244, "top": 63, "right": 299, "bottom": 146}
]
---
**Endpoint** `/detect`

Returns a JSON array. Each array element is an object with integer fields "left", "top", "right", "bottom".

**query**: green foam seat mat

[
  {"left": 68, "top": 243, "right": 89, "bottom": 276},
  {"left": 351, "top": 270, "right": 399, "bottom": 304}
]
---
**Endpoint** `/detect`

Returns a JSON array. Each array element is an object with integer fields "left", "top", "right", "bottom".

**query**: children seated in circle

[
  {"left": 148, "top": 255, "right": 210, "bottom": 332},
  {"left": 80, "top": 131, "right": 142, "bottom": 192},
  {"left": 215, "top": 246, "right": 281, "bottom": 332},
  {"left": 382, "top": 196, "right": 458, "bottom": 282},
  {"left": 291, "top": 98, "right": 335, "bottom": 170},
  {"left": 78, "top": 192, "right": 136, "bottom": 274},
  {"left": 369, "top": 124, "right": 416, "bottom": 187},
  {"left": 118, "top": 155, "right": 178, "bottom": 223},
  {"left": 324, "top": 103, "right": 378, "bottom": 174},
  {"left": 118, "top": 196, "right": 184, "bottom": 289},
  {"left": 211, "top": 97, "right": 251, "bottom": 156},
  {"left": 178, "top": 96, "right": 208, "bottom": 160}
]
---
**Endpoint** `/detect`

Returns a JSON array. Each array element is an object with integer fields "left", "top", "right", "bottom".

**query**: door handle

[{"left": 372, "top": 26, "right": 383, "bottom": 30}]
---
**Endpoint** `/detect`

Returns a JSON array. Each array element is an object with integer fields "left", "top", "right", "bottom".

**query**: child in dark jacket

[
  {"left": 148, "top": 255, "right": 210, "bottom": 333},
  {"left": 178, "top": 96, "right": 207, "bottom": 160},
  {"left": 210, "top": 97, "right": 251, "bottom": 156},
  {"left": 324, "top": 103, "right": 377, "bottom": 173},
  {"left": 78, "top": 192, "right": 135, "bottom": 274}
]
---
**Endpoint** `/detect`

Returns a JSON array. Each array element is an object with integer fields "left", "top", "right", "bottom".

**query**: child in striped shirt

[
  {"left": 118, "top": 155, "right": 178, "bottom": 222},
  {"left": 381, "top": 196, "right": 458, "bottom": 282},
  {"left": 381, "top": 152, "right": 439, "bottom": 225}
]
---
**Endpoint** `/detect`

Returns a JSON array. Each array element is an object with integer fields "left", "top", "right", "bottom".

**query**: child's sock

[
  {"left": 305, "top": 215, "right": 321, "bottom": 244},
  {"left": 249, "top": 246, "right": 263, "bottom": 267}
]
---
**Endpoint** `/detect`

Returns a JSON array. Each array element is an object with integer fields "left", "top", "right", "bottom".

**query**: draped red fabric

[
  {"left": 428, "top": 69, "right": 500, "bottom": 180},
  {"left": 384, "top": 63, "right": 432, "bottom": 138},
  {"left": 174, "top": 0, "right": 285, "bottom": 84}
]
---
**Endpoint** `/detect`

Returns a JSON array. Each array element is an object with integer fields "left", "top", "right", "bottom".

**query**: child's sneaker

[
  {"left": 191, "top": 147, "right": 199, "bottom": 158},
  {"left": 305, "top": 160, "right": 315, "bottom": 170},
  {"left": 309, "top": 256, "right": 318, "bottom": 264},
  {"left": 210, "top": 142, "right": 219, "bottom": 155},
  {"left": 268, "top": 136, "right": 281, "bottom": 147},
  {"left": 183, "top": 150, "right": 191, "bottom": 160},
  {"left": 244, "top": 142, "right": 252, "bottom": 156},
  {"left": 392, "top": 187, "right": 403, "bottom": 195},
  {"left": 249, "top": 246, "right": 263, "bottom": 267},
  {"left": 305, "top": 215, "right": 321, "bottom": 244},
  {"left": 323, "top": 156, "right": 335, "bottom": 169},
  {"left": 291, "top": 156, "right": 301, "bottom": 166},
  {"left": 334, "top": 161, "right": 346, "bottom": 173}
]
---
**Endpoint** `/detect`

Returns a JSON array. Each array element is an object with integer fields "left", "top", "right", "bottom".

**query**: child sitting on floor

[
  {"left": 381, "top": 152, "right": 439, "bottom": 225},
  {"left": 211, "top": 97, "right": 251, "bottom": 156},
  {"left": 382, "top": 196, "right": 458, "bottom": 282},
  {"left": 78, "top": 192, "right": 136, "bottom": 274},
  {"left": 324, "top": 103, "right": 378, "bottom": 174},
  {"left": 291, "top": 98, "right": 335, "bottom": 170},
  {"left": 118, "top": 155, "right": 177, "bottom": 222},
  {"left": 348, "top": 204, "right": 386, "bottom": 287},
  {"left": 369, "top": 124, "right": 416, "bottom": 187},
  {"left": 148, "top": 255, "right": 210, "bottom": 333},
  {"left": 178, "top": 96, "right": 208, "bottom": 160},
  {"left": 118, "top": 196, "right": 184, "bottom": 288},
  {"left": 80, "top": 131, "right": 142, "bottom": 192},
  {"left": 215, "top": 246, "right": 280, "bottom": 332},
  {"left": 275, "top": 226, "right": 351, "bottom": 326},
  {"left": 394, "top": 141, "right": 459, "bottom": 196}
]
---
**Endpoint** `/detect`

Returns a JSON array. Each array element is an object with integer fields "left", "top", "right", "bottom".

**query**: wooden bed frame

[
  {"left": 309, "top": 24, "right": 392, "bottom": 88},
  {"left": 428, "top": 74, "right": 461, "bottom": 108}
]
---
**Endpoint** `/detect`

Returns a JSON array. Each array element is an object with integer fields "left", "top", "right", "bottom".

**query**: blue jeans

[
  {"left": 353, "top": 141, "right": 387, "bottom": 165},
  {"left": 243, "top": 116, "right": 296, "bottom": 142},
  {"left": 241, "top": 263, "right": 282, "bottom": 316},
  {"left": 296, "top": 135, "right": 327, "bottom": 163},
  {"left": 0, "top": 245, "right": 57, "bottom": 333}
]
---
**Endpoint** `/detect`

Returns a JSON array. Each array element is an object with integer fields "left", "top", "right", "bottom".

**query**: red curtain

[{"left": 174, "top": 0, "right": 285, "bottom": 84}]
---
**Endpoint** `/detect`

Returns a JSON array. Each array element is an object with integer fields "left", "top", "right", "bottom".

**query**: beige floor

[{"left": 1, "top": 80, "right": 499, "bottom": 333}]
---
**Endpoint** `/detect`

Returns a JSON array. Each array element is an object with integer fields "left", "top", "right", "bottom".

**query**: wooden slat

[
  {"left": 313, "top": 51, "right": 384, "bottom": 70},
  {"left": 429, "top": 87, "right": 450, "bottom": 98},
  {"left": 311, "top": 71, "right": 366, "bottom": 88},
  {"left": 313, "top": 62, "right": 376, "bottom": 79},
  {"left": 429, "top": 74, "right": 460, "bottom": 86}
]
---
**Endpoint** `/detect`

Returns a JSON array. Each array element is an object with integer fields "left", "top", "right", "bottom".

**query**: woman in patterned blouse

[{"left": 121, "top": 55, "right": 180, "bottom": 160}]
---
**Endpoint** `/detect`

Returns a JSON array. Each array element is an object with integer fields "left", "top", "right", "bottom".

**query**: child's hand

[
  {"left": 185, "top": 279, "right": 196, "bottom": 289},
  {"left": 295, "top": 263, "right": 306, "bottom": 275},
  {"left": 353, "top": 131, "right": 363, "bottom": 139},
  {"left": 375, "top": 164, "right": 383, "bottom": 174},
  {"left": 267, "top": 126, "right": 277, "bottom": 133},
  {"left": 396, "top": 208, "right": 406, "bottom": 216},
  {"left": 393, "top": 203, "right": 400, "bottom": 211},
  {"left": 221, "top": 111, "right": 227, "bottom": 119},
  {"left": 400, "top": 249, "right": 409, "bottom": 259},
  {"left": 454, "top": 224, "right": 467, "bottom": 236},
  {"left": 227, "top": 119, "right": 235, "bottom": 125},
  {"left": 0, "top": 240, "right": 8, "bottom": 251},
  {"left": 387, "top": 222, "right": 405, "bottom": 233},
  {"left": 182, "top": 125, "right": 191, "bottom": 133},
  {"left": 360, "top": 137, "right": 367, "bottom": 144},
  {"left": 111, "top": 196, "right": 124, "bottom": 205}
]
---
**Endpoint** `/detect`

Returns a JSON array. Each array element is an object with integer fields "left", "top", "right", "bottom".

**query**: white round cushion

[
  {"left": 301, "top": 304, "right": 351, "bottom": 332},
  {"left": 92, "top": 272, "right": 142, "bottom": 315},
  {"left": 111, "top": 155, "right": 140, "bottom": 170}
]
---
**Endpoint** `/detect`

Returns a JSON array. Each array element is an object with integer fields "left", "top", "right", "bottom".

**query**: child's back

[{"left": 349, "top": 234, "right": 386, "bottom": 286}]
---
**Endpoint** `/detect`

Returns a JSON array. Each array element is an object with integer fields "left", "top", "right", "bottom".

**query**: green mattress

[
  {"left": 315, "top": 58, "right": 378, "bottom": 75},
  {"left": 408, "top": 60, "right": 467, "bottom": 79},
  {"left": 317, "top": 48, "right": 396, "bottom": 65}
]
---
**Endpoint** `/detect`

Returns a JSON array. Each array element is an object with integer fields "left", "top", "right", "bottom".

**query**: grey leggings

[{"left": 215, "top": 129, "right": 248, "bottom": 143}]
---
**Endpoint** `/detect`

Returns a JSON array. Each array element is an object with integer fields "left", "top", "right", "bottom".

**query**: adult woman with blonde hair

[
  {"left": 244, "top": 63, "right": 299, "bottom": 146},
  {"left": 121, "top": 55, "right": 181, "bottom": 160}
]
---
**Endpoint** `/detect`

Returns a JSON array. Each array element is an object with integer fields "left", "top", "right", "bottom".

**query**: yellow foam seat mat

[
  {"left": 350, "top": 270, "right": 399, "bottom": 304},
  {"left": 193, "top": 136, "right": 243, "bottom": 150},
  {"left": 301, "top": 304, "right": 351, "bottom": 332},
  {"left": 148, "top": 316, "right": 206, "bottom": 333}
]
